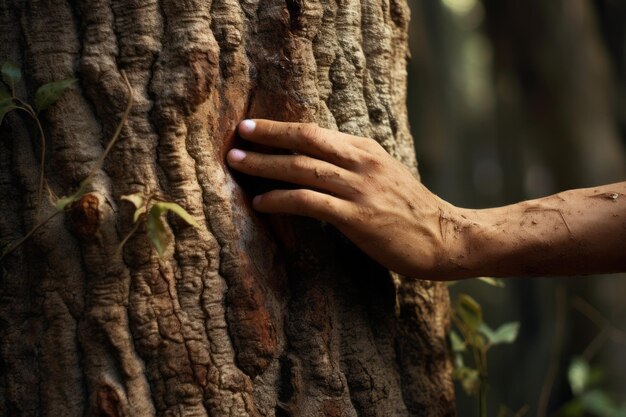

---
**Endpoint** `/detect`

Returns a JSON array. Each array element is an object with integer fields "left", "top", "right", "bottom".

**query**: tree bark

[{"left": 0, "top": 0, "right": 454, "bottom": 416}]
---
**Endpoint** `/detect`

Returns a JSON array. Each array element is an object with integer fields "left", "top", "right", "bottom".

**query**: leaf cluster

[
  {"left": 121, "top": 193, "right": 199, "bottom": 256},
  {"left": 558, "top": 357, "right": 626, "bottom": 417},
  {"left": 0, "top": 61, "right": 77, "bottom": 261},
  {"left": 450, "top": 285, "right": 519, "bottom": 395},
  {"left": 449, "top": 278, "right": 520, "bottom": 417},
  {"left": 0, "top": 62, "right": 198, "bottom": 262},
  {"left": 1, "top": 61, "right": 76, "bottom": 124}
]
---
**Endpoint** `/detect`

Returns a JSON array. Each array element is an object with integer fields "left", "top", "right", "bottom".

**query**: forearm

[
  {"left": 441, "top": 182, "right": 626, "bottom": 278},
  {"left": 228, "top": 120, "right": 626, "bottom": 281}
]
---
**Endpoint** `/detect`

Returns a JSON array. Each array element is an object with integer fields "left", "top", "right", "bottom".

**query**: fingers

[
  {"left": 227, "top": 149, "right": 360, "bottom": 196},
  {"left": 238, "top": 119, "right": 360, "bottom": 167},
  {"left": 252, "top": 189, "right": 355, "bottom": 225}
]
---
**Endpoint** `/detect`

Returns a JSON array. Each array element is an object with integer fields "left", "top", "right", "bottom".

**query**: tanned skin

[{"left": 227, "top": 119, "right": 626, "bottom": 281}]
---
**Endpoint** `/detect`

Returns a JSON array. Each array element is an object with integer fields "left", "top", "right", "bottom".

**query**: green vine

[{"left": 0, "top": 63, "right": 196, "bottom": 262}]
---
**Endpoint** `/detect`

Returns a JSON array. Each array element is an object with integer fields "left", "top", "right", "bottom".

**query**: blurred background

[{"left": 405, "top": 0, "right": 626, "bottom": 415}]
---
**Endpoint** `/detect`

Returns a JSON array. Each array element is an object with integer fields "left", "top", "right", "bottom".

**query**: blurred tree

[
  {"left": 482, "top": 0, "right": 625, "bottom": 194},
  {"left": 407, "top": 0, "right": 626, "bottom": 415},
  {"left": 481, "top": 0, "right": 626, "bottom": 414}
]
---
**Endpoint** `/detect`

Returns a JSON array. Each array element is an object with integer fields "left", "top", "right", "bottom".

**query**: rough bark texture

[{"left": 0, "top": 0, "right": 454, "bottom": 416}]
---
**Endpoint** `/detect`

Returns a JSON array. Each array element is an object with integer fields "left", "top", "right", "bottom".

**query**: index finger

[{"left": 238, "top": 119, "right": 358, "bottom": 168}]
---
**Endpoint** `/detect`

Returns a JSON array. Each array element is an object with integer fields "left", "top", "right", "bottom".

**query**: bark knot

[
  {"left": 70, "top": 193, "right": 101, "bottom": 240},
  {"left": 93, "top": 383, "right": 127, "bottom": 417}
]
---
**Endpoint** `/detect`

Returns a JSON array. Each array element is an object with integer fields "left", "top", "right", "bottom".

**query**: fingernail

[
  {"left": 227, "top": 148, "right": 247, "bottom": 162},
  {"left": 252, "top": 195, "right": 262, "bottom": 207},
  {"left": 240, "top": 119, "right": 256, "bottom": 134}
]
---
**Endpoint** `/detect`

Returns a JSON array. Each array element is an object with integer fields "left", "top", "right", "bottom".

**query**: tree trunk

[{"left": 0, "top": 0, "right": 454, "bottom": 416}]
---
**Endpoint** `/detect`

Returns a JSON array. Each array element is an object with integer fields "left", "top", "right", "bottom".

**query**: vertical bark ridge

[
  {"left": 359, "top": 0, "right": 398, "bottom": 155},
  {"left": 17, "top": 2, "right": 96, "bottom": 416},
  {"left": 396, "top": 280, "right": 455, "bottom": 416},
  {"left": 310, "top": 0, "right": 339, "bottom": 129},
  {"left": 26, "top": 1, "right": 163, "bottom": 416},
  {"left": 387, "top": 0, "right": 415, "bottom": 174},
  {"left": 183, "top": 107, "right": 273, "bottom": 415},
  {"left": 245, "top": 1, "right": 364, "bottom": 414},
  {"left": 150, "top": 0, "right": 267, "bottom": 415},
  {"left": 77, "top": 0, "right": 165, "bottom": 415},
  {"left": 247, "top": 0, "right": 321, "bottom": 122},
  {"left": 0, "top": 127, "right": 43, "bottom": 417},
  {"left": 134, "top": 1, "right": 223, "bottom": 415},
  {"left": 328, "top": 0, "right": 373, "bottom": 136},
  {"left": 0, "top": 8, "right": 32, "bottom": 416},
  {"left": 279, "top": 226, "right": 358, "bottom": 417},
  {"left": 336, "top": 270, "right": 410, "bottom": 417},
  {"left": 206, "top": 0, "right": 283, "bottom": 395}
]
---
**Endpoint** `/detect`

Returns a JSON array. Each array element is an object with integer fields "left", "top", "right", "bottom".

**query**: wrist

[
  {"left": 435, "top": 205, "right": 497, "bottom": 279},
  {"left": 425, "top": 201, "right": 481, "bottom": 280}
]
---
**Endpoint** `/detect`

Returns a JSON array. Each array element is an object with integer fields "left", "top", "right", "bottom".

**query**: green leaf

[
  {"left": 0, "top": 98, "right": 18, "bottom": 126},
  {"left": 121, "top": 193, "right": 144, "bottom": 209},
  {"left": 568, "top": 357, "right": 591, "bottom": 396},
  {"left": 147, "top": 206, "right": 170, "bottom": 256},
  {"left": 468, "top": 332, "right": 487, "bottom": 350},
  {"left": 1, "top": 61, "right": 21, "bottom": 89},
  {"left": 558, "top": 399, "right": 585, "bottom": 417},
  {"left": 580, "top": 390, "right": 617, "bottom": 416},
  {"left": 454, "top": 352, "right": 464, "bottom": 369},
  {"left": 121, "top": 193, "right": 147, "bottom": 222},
  {"left": 477, "top": 277, "right": 505, "bottom": 288},
  {"left": 55, "top": 195, "right": 77, "bottom": 211},
  {"left": 152, "top": 201, "right": 199, "bottom": 228},
  {"left": 616, "top": 404, "right": 626, "bottom": 417},
  {"left": 34, "top": 78, "right": 77, "bottom": 112},
  {"left": 485, "top": 322, "right": 519, "bottom": 345},
  {"left": 452, "top": 366, "right": 480, "bottom": 396},
  {"left": 450, "top": 330, "right": 466, "bottom": 352},
  {"left": 145, "top": 201, "right": 198, "bottom": 256},
  {"left": 456, "top": 294, "right": 483, "bottom": 331},
  {"left": 133, "top": 206, "right": 147, "bottom": 223},
  {"left": 55, "top": 182, "right": 89, "bottom": 211}
]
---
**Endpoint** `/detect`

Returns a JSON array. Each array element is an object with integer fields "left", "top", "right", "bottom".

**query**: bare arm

[
  {"left": 452, "top": 184, "right": 626, "bottom": 278},
  {"left": 227, "top": 119, "right": 626, "bottom": 280}
]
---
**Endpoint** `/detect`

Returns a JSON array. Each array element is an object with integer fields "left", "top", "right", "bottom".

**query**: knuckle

[
  {"left": 351, "top": 138, "right": 385, "bottom": 165},
  {"left": 289, "top": 155, "right": 310, "bottom": 172},
  {"left": 364, "top": 137, "right": 384, "bottom": 152},
  {"left": 298, "top": 123, "right": 321, "bottom": 145},
  {"left": 354, "top": 205, "right": 375, "bottom": 225},
  {"left": 361, "top": 151, "right": 384, "bottom": 169},
  {"left": 338, "top": 150, "right": 360, "bottom": 166},
  {"left": 334, "top": 205, "right": 360, "bottom": 228},
  {"left": 291, "top": 189, "right": 311, "bottom": 206}
]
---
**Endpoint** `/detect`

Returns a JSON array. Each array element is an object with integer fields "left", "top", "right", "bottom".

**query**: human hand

[{"left": 226, "top": 119, "right": 459, "bottom": 280}]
